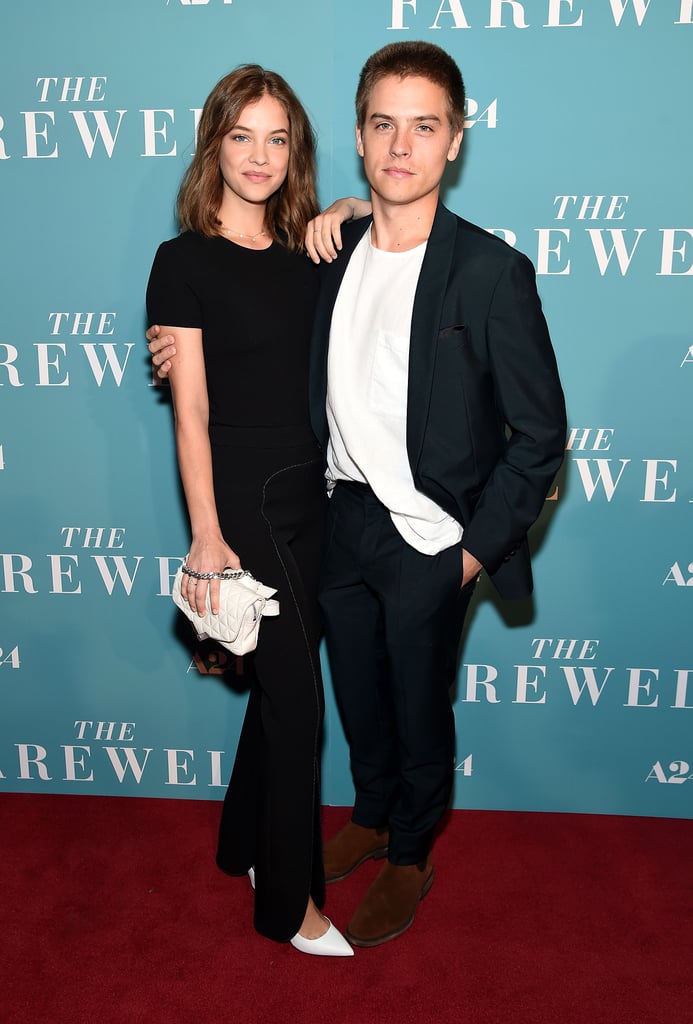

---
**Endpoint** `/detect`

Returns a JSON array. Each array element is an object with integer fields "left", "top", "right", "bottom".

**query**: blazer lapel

[{"left": 406, "top": 203, "right": 458, "bottom": 475}]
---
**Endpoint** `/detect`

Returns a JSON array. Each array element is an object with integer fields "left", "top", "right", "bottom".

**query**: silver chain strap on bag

[{"left": 171, "top": 559, "right": 280, "bottom": 655}]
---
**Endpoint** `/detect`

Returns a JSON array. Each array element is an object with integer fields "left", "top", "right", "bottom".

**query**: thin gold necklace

[{"left": 219, "top": 224, "right": 268, "bottom": 242}]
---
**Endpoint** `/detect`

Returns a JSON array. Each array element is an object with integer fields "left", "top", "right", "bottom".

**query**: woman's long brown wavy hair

[{"left": 177, "top": 65, "right": 319, "bottom": 252}]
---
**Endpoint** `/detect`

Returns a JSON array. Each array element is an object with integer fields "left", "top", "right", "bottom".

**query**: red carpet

[{"left": 2, "top": 793, "right": 691, "bottom": 1024}]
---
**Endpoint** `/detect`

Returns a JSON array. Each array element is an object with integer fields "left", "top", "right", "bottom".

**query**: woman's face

[{"left": 219, "top": 93, "right": 290, "bottom": 209}]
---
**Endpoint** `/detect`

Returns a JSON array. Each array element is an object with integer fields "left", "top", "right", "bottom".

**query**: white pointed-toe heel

[
  {"left": 248, "top": 867, "right": 256, "bottom": 890},
  {"left": 290, "top": 918, "right": 354, "bottom": 957}
]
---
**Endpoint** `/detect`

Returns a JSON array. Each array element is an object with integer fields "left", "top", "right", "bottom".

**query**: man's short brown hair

[{"left": 355, "top": 41, "right": 466, "bottom": 134}]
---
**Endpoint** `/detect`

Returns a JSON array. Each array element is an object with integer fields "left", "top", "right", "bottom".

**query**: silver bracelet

[{"left": 181, "top": 564, "right": 250, "bottom": 582}]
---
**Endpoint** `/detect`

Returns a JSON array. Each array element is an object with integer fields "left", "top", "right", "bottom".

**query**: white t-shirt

[{"left": 326, "top": 227, "right": 463, "bottom": 555}]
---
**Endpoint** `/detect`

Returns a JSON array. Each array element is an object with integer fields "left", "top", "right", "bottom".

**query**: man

[
  {"left": 150, "top": 41, "right": 566, "bottom": 949},
  {"left": 307, "top": 41, "right": 566, "bottom": 948}
]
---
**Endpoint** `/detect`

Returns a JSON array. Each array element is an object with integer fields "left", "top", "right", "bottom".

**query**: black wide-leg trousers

[
  {"left": 210, "top": 425, "right": 326, "bottom": 943},
  {"left": 319, "top": 481, "right": 475, "bottom": 865}
]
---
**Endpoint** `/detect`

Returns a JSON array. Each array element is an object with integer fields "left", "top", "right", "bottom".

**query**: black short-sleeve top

[{"left": 146, "top": 231, "right": 319, "bottom": 429}]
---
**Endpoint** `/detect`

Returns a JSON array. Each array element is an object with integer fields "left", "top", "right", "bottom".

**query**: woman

[{"left": 146, "top": 65, "right": 355, "bottom": 957}]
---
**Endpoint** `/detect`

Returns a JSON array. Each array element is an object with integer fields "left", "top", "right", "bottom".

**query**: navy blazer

[{"left": 309, "top": 202, "right": 567, "bottom": 599}]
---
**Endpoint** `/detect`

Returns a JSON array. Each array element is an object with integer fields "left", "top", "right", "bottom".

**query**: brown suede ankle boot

[
  {"left": 323, "top": 820, "right": 389, "bottom": 883},
  {"left": 345, "top": 859, "right": 434, "bottom": 947}
]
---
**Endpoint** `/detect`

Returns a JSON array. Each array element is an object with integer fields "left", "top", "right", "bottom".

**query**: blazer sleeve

[{"left": 461, "top": 250, "right": 567, "bottom": 576}]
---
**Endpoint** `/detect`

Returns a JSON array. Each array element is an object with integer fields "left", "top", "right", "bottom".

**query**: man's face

[{"left": 355, "top": 74, "right": 462, "bottom": 211}]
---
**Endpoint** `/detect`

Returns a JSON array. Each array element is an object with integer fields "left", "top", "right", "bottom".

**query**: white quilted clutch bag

[{"left": 172, "top": 562, "right": 279, "bottom": 656}]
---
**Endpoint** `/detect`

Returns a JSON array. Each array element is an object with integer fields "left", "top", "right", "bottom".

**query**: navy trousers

[{"left": 319, "top": 481, "right": 476, "bottom": 864}]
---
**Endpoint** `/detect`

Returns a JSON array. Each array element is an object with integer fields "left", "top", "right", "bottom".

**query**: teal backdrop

[{"left": 1, "top": 1, "right": 691, "bottom": 816}]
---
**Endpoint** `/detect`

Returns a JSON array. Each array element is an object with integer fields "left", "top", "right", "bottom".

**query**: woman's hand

[
  {"left": 147, "top": 324, "right": 176, "bottom": 380},
  {"left": 184, "top": 536, "right": 242, "bottom": 617},
  {"left": 305, "top": 196, "right": 372, "bottom": 264}
]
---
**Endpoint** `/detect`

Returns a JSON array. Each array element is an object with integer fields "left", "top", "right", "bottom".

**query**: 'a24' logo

[
  {"left": 646, "top": 760, "right": 693, "bottom": 784},
  {"left": 0, "top": 646, "right": 20, "bottom": 669}
]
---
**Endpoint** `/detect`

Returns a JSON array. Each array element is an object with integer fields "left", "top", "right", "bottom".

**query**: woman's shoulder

[
  {"left": 152, "top": 230, "right": 220, "bottom": 277},
  {"left": 156, "top": 230, "right": 211, "bottom": 255},
  {"left": 147, "top": 232, "right": 209, "bottom": 321}
]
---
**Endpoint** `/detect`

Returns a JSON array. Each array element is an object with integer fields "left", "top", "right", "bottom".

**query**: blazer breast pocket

[
  {"left": 430, "top": 322, "right": 480, "bottom": 412},
  {"left": 437, "top": 324, "right": 467, "bottom": 344}
]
